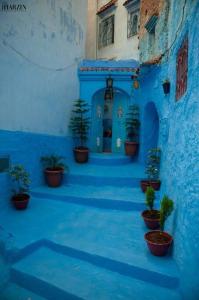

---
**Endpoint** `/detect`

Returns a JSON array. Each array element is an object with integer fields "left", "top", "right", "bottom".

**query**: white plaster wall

[
  {"left": 0, "top": 0, "right": 87, "bottom": 136},
  {"left": 86, "top": 0, "right": 139, "bottom": 60},
  {"left": 86, "top": 0, "right": 97, "bottom": 59}
]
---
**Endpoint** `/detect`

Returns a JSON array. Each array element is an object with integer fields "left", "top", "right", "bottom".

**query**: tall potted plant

[
  {"left": 69, "top": 99, "right": 90, "bottom": 163},
  {"left": 141, "top": 186, "right": 160, "bottom": 229},
  {"left": 41, "top": 155, "right": 68, "bottom": 187},
  {"left": 9, "top": 165, "right": 30, "bottom": 210},
  {"left": 125, "top": 105, "right": 140, "bottom": 156},
  {"left": 145, "top": 195, "right": 174, "bottom": 256},
  {"left": 140, "top": 148, "right": 161, "bottom": 192}
]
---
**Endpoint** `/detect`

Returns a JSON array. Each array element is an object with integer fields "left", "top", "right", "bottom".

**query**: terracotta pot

[
  {"left": 74, "top": 147, "right": 89, "bottom": 163},
  {"left": 44, "top": 168, "right": 64, "bottom": 187},
  {"left": 142, "top": 210, "right": 160, "bottom": 229},
  {"left": 145, "top": 231, "right": 173, "bottom": 256},
  {"left": 125, "top": 141, "right": 139, "bottom": 156},
  {"left": 150, "top": 181, "right": 161, "bottom": 191},
  {"left": 140, "top": 180, "right": 161, "bottom": 192},
  {"left": 12, "top": 194, "right": 30, "bottom": 210}
]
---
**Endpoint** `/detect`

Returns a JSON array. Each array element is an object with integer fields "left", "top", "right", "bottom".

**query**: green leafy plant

[
  {"left": 69, "top": 99, "right": 90, "bottom": 148},
  {"left": 146, "top": 148, "right": 161, "bottom": 181},
  {"left": 145, "top": 186, "right": 155, "bottom": 210},
  {"left": 9, "top": 165, "right": 30, "bottom": 195},
  {"left": 160, "top": 196, "right": 174, "bottom": 231},
  {"left": 125, "top": 105, "right": 140, "bottom": 142},
  {"left": 41, "top": 155, "right": 68, "bottom": 171}
]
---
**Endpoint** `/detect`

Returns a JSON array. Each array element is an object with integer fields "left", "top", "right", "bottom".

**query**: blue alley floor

[{"left": 0, "top": 154, "right": 181, "bottom": 300}]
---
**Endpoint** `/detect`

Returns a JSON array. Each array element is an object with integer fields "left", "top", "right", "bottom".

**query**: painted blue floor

[
  {"left": 31, "top": 184, "right": 157, "bottom": 211},
  {"left": 0, "top": 155, "right": 181, "bottom": 299},
  {"left": 11, "top": 246, "right": 180, "bottom": 300},
  {"left": 1, "top": 283, "right": 46, "bottom": 300}
]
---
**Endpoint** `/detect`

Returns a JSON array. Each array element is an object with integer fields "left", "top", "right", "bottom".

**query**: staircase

[{"left": 1, "top": 154, "right": 181, "bottom": 300}]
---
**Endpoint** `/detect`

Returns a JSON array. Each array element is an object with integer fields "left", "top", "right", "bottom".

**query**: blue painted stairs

[{"left": 1, "top": 154, "right": 181, "bottom": 300}]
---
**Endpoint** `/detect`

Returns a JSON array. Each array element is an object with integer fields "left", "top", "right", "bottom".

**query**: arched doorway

[
  {"left": 142, "top": 102, "right": 159, "bottom": 162},
  {"left": 90, "top": 88, "right": 130, "bottom": 153}
]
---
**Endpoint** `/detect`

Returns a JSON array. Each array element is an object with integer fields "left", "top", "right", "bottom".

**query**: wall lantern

[
  {"left": 106, "top": 76, "right": 113, "bottom": 88},
  {"left": 162, "top": 79, "right": 170, "bottom": 94},
  {"left": 104, "top": 76, "right": 113, "bottom": 100},
  {"left": 131, "top": 74, "right": 139, "bottom": 89}
]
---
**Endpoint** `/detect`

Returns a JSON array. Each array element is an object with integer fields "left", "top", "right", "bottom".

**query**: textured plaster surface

[
  {"left": 0, "top": 0, "right": 87, "bottom": 136},
  {"left": 138, "top": 2, "right": 199, "bottom": 299}
]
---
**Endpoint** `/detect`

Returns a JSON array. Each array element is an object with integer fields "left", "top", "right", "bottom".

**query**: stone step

[
  {"left": 0, "top": 283, "right": 46, "bottom": 300},
  {"left": 6, "top": 198, "right": 179, "bottom": 289},
  {"left": 89, "top": 153, "right": 134, "bottom": 165},
  {"left": 31, "top": 184, "right": 157, "bottom": 211},
  {"left": 66, "top": 162, "right": 144, "bottom": 187},
  {"left": 11, "top": 245, "right": 181, "bottom": 300}
]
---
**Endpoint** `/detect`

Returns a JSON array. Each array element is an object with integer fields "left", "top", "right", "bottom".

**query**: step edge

[
  {"left": 31, "top": 191, "right": 145, "bottom": 211},
  {"left": 12, "top": 239, "right": 180, "bottom": 290},
  {"left": 11, "top": 268, "right": 84, "bottom": 300}
]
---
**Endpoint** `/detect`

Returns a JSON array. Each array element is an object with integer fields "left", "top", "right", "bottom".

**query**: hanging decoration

[
  {"left": 104, "top": 76, "right": 114, "bottom": 100},
  {"left": 131, "top": 74, "right": 139, "bottom": 89}
]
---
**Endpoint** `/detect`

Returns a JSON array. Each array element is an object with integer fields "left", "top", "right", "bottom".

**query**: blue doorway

[
  {"left": 91, "top": 88, "right": 129, "bottom": 154},
  {"left": 142, "top": 101, "right": 159, "bottom": 162}
]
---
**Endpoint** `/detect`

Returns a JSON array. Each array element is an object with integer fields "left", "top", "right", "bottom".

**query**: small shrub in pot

[
  {"left": 145, "top": 195, "right": 174, "bottom": 256},
  {"left": 141, "top": 186, "right": 160, "bottom": 229},
  {"left": 140, "top": 148, "right": 161, "bottom": 192},
  {"left": 69, "top": 99, "right": 90, "bottom": 163},
  {"left": 125, "top": 105, "right": 140, "bottom": 156},
  {"left": 41, "top": 155, "right": 68, "bottom": 187},
  {"left": 9, "top": 165, "right": 30, "bottom": 210}
]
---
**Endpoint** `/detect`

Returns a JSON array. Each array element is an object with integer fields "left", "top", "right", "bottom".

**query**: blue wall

[
  {"left": 138, "top": 1, "right": 199, "bottom": 299},
  {"left": 0, "top": 0, "right": 87, "bottom": 136},
  {"left": 0, "top": 130, "right": 73, "bottom": 209},
  {"left": 0, "top": 0, "right": 87, "bottom": 207}
]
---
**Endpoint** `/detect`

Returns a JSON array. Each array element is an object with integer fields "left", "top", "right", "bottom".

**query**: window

[
  {"left": 98, "top": 15, "right": 114, "bottom": 48},
  {"left": 127, "top": 11, "right": 139, "bottom": 38},
  {"left": 176, "top": 36, "right": 188, "bottom": 100}
]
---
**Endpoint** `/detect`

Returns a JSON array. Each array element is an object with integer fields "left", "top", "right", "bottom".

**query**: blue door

[
  {"left": 90, "top": 90, "right": 104, "bottom": 153},
  {"left": 112, "top": 90, "right": 129, "bottom": 154}
]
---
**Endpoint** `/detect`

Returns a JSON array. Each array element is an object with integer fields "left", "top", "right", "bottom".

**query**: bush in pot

[
  {"left": 9, "top": 165, "right": 30, "bottom": 210},
  {"left": 41, "top": 155, "right": 68, "bottom": 187},
  {"left": 145, "top": 195, "right": 174, "bottom": 256},
  {"left": 140, "top": 147, "right": 161, "bottom": 192},
  {"left": 141, "top": 186, "right": 160, "bottom": 229},
  {"left": 69, "top": 99, "right": 90, "bottom": 163},
  {"left": 125, "top": 105, "right": 140, "bottom": 156}
]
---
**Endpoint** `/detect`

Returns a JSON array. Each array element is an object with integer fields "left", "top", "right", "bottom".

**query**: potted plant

[
  {"left": 125, "top": 105, "right": 140, "bottom": 156},
  {"left": 9, "top": 165, "right": 30, "bottom": 210},
  {"left": 41, "top": 155, "right": 68, "bottom": 187},
  {"left": 141, "top": 186, "right": 160, "bottom": 229},
  {"left": 145, "top": 195, "right": 174, "bottom": 256},
  {"left": 69, "top": 99, "right": 90, "bottom": 163},
  {"left": 162, "top": 79, "right": 170, "bottom": 94},
  {"left": 140, "top": 148, "right": 161, "bottom": 192}
]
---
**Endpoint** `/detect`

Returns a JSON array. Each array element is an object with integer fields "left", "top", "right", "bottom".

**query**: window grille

[
  {"left": 98, "top": 15, "right": 114, "bottom": 48},
  {"left": 127, "top": 11, "right": 139, "bottom": 38}
]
